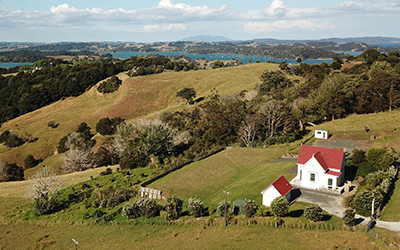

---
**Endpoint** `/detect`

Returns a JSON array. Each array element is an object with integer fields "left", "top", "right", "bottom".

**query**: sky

[{"left": 1, "top": 0, "right": 400, "bottom": 43}]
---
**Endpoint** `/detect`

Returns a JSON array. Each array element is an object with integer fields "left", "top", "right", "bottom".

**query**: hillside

[{"left": 0, "top": 64, "right": 275, "bottom": 173}]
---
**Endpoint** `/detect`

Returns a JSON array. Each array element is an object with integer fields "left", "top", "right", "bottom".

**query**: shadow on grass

[
  {"left": 322, "top": 214, "right": 332, "bottom": 221},
  {"left": 288, "top": 209, "right": 303, "bottom": 218},
  {"left": 355, "top": 217, "right": 365, "bottom": 226}
]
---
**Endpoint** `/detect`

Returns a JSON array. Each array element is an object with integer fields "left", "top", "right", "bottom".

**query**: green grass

[
  {"left": 150, "top": 147, "right": 296, "bottom": 207},
  {"left": 0, "top": 219, "right": 387, "bottom": 250},
  {"left": 380, "top": 178, "right": 400, "bottom": 221}
]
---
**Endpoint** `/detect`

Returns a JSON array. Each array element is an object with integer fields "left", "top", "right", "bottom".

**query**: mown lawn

[{"left": 150, "top": 147, "right": 297, "bottom": 207}]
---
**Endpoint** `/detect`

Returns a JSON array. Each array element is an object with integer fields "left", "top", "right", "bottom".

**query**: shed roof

[{"left": 261, "top": 176, "right": 293, "bottom": 196}]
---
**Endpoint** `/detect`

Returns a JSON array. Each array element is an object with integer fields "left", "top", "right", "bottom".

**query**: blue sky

[{"left": 1, "top": 0, "right": 399, "bottom": 42}]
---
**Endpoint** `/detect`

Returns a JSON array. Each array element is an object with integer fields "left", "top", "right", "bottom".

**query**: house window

[
  {"left": 317, "top": 131, "right": 321, "bottom": 134},
  {"left": 310, "top": 173, "right": 316, "bottom": 182}
]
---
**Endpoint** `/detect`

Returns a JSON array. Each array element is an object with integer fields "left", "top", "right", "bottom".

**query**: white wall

[
  {"left": 298, "top": 157, "right": 339, "bottom": 189},
  {"left": 315, "top": 130, "right": 329, "bottom": 139},
  {"left": 262, "top": 186, "right": 281, "bottom": 206}
]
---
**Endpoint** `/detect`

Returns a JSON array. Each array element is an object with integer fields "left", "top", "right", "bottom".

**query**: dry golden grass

[
  {"left": 0, "top": 64, "right": 276, "bottom": 168},
  {"left": 0, "top": 165, "right": 118, "bottom": 198}
]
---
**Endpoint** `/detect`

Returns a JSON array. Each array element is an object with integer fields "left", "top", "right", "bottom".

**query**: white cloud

[
  {"left": 140, "top": 23, "right": 187, "bottom": 32},
  {"left": 337, "top": 1, "right": 364, "bottom": 10},
  {"left": 243, "top": 20, "right": 333, "bottom": 33}
]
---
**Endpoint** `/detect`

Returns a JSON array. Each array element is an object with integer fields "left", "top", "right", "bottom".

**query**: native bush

[
  {"left": 217, "top": 200, "right": 231, "bottom": 217},
  {"left": 353, "top": 189, "right": 381, "bottom": 216},
  {"left": 188, "top": 196, "right": 204, "bottom": 218},
  {"left": 2, "top": 162, "right": 24, "bottom": 181},
  {"left": 244, "top": 200, "right": 258, "bottom": 218},
  {"left": 342, "top": 209, "right": 356, "bottom": 227},
  {"left": 271, "top": 196, "right": 290, "bottom": 217},
  {"left": 97, "top": 76, "right": 122, "bottom": 94},
  {"left": 164, "top": 195, "right": 183, "bottom": 221},
  {"left": 304, "top": 204, "right": 324, "bottom": 222},
  {"left": 24, "top": 154, "right": 40, "bottom": 169}
]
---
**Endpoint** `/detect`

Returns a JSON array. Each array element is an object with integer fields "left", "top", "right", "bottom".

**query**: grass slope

[
  {"left": 150, "top": 147, "right": 296, "bottom": 207},
  {"left": 0, "top": 64, "right": 274, "bottom": 172}
]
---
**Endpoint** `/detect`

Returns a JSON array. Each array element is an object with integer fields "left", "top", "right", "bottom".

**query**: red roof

[
  {"left": 297, "top": 145, "right": 344, "bottom": 171},
  {"left": 326, "top": 170, "right": 341, "bottom": 177},
  {"left": 261, "top": 176, "right": 292, "bottom": 196}
]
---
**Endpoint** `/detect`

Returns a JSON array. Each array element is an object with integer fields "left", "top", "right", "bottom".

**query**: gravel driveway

[{"left": 293, "top": 186, "right": 346, "bottom": 218}]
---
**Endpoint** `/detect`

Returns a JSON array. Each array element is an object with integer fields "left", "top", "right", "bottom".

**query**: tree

[
  {"left": 304, "top": 204, "right": 324, "bottom": 222},
  {"left": 96, "top": 117, "right": 113, "bottom": 135},
  {"left": 258, "top": 70, "right": 291, "bottom": 94},
  {"left": 217, "top": 200, "right": 231, "bottom": 217},
  {"left": 238, "top": 115, "right": 259, "bottom": 147},
  {"left": 188, "top": 196, "right": 204, "bottom": 217},
  {"left": 271, "top": 196, "right": 289, "bottom": 217},
  {"left": 26, "top": 166, "right": 63, "bottom": 215},
  {"left": 176, "top": 87, "right": 196, "bottom": 104},
  {"left": 244, "top": 200, "right": 258, "bottom": 218},
  {"left": 62, "top": 132, "right": 94, "bottom": 172},
  {"left": 258, "top": 100, "right": 286, "bottom": 138},
  {"left": 97, "top": 75, "right": 122, "bottom": 94},
  {"left": 342, "top": 209, "right": 356, "bottom": 227},
  {"left": 296, "top": 57, "right": 302, "bottom": 64},
  {"left": 24, "top": 154, "right": 40, "bottom": 169},
  {"left": 2, "top": 162, "right": 24, "bottom": 181},
  {"left": 212, "top": 60, "right": 224, "bottom": 69},
  {"left": 165, "top": 195, "right": 183, "bottom": 221}
]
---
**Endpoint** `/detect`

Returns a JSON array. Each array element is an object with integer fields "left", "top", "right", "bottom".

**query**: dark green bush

[
  {"left": 353, "top": 189, "right": 381, "bottom": 216},
  {"left": 164, "top": 195, "right": 183, "bottom": 221},
  {"left": 24, "top": 154, "right": 40, "bottom": 169},
  {"left": 244, "top": 200, "right": 258, "bottom": 218},
  {"left": 304, "top": 204, "right": 324, "bottom": 222},
  {"left": 2, "top": 162, "right": 24, "bottom": 181},
  {"left": 342, "top": 209, "right": 356, "bottom": 227},
  {"left": 97, "top": 76, "right": 122, "bottom": 94},
  {"left": 271, "top": 196, "right": 289, "bottom": 217}
]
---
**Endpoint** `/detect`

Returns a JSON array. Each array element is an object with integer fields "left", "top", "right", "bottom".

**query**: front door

[{"left": 328, "top": 178, "right": 333, "bottom": 189}]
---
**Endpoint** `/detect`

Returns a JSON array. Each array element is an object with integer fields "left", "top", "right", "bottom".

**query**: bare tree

[
  {"left": 26, "top": 166, "right": 63, "bottom": 215},
  {"left": 113, "top": 122, "right": 136, "bottom": 155},
  {"left": 238, "top": 115, "right": 259, "bottom": 147},
  {"left": 258, "top": 100, "right": 286, "bottom": 138},
  {"left": 63, "top": 132, "right": 94, "bottom": 172}
]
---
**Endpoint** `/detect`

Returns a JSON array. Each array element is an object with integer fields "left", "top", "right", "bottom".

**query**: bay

[
  {"left": 109, "top": 52, "right": 333, "bottom": 65},
  {"left": 0, "top": 62, "right": 32, "bottom": 68}
]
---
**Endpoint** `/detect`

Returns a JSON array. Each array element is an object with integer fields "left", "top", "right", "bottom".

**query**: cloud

[
  {"left": 243, "top": 20, "right": 333, "bottom": 33},
  {"left": 337, "top": 1, "right": 364, "bottom": 10},
  {"left": 140, "top": 23, "right": 187, "bottom": 32},
  {"left": 238, "top": 0, "right": 288, "bottom": 20}
]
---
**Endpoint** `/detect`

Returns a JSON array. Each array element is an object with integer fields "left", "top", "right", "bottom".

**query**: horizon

[{"left": 1, "top": 0, "right": 399, "bottom": 43}]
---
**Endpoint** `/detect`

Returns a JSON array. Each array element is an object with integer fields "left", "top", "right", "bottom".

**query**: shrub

[
  {"left": 0, "top": 130, "right": 24, "bottom": 148},
  {"left": 244, "top": 200, "right": 258, "bottom": 218},
  {"left": 342, "top": 209, "right": 356, "bottom": 227},
  {"left": 26, "top": 167, "right": 62, "bottom": 215},
  {"left": 188, "top": 196, "right": 204, "bottom": 218},
  {"left": 105, "top": 167, "right": 112, "bottom": 175},
  {"left": 122, "top": 202, "right": 141, "bottom": 219},
  {"left": 2, "top": 162, "right": 24, "bottom": 181},
  {"left": 356, "top": 162, "right": 377, "bottom": 177},
  {"left": 95, "top": 186, "right": 134, "bottom": 208},
  {"left": 255, "top": 205, "right": 270, "bottom": 217},
  {"left": 122, "top": 198, "right": 161, "bottom": 219},
  {"left": 47, "top": 121, "right": 59, "bottom": 128},
  {"left": 353, "top": 189, "right": 381, "bottom": 216},
  {"left": 176, "top": 87, "right": 196, "bottom": 104},
  {"left": 97, "top": 76, "right": 122, "bottom": 94},
  {"left": 165, "top": 195, "right": 183, "bottom": 221},
  {"left": 271, "top": 196, "right": 289, "bottom": 217},
  {"left": 304, "top": 205, "right": 324, "bottom": 222},
  {"left": 24, "top": 154, "right": 40, "bottom": 169},
  {"left": 217, "top": 200, "right": 231, "bottom": 217}
]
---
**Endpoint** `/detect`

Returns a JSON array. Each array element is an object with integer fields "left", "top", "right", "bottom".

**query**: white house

[
  {"left": 261, "top": 176, "right": 293, "bottom": 206},
  {"left": 295, "top": 145, "right": 345, "bottom": 191},
  {"left": 315, "top": 129, "right": 329, "bottom": 139}
]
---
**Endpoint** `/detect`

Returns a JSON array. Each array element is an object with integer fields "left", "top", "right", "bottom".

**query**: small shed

[
  {"left": 315, "top": 129, "right": 329, "bottom": 139},
  {"left": 261, "top": 176, "right": 293, "bottom": 207}
]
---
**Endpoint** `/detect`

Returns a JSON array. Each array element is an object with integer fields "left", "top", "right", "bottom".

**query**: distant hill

[
  {"left": 180, "top": 35, "right": 233, "bottom": 42},
  {"left": 250, "top": 36, "right": 400, "bottom": 45}
]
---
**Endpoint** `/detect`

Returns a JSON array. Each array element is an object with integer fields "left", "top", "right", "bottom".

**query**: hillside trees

[
  {"left": 0, "top": 161, "right": 24, "bottom": 181},
  {"left": 176, "top": 87, "right": 196, "bottom": 104}
]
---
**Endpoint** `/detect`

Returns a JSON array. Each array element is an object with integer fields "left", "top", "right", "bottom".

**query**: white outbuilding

[
  {"left": 261, "top": 176, "right": 293, "bottom": 207},
  {"left": 315, "top": 129, "right": 329, "bottom": 139}
]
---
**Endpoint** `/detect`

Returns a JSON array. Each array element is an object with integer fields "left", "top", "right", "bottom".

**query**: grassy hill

[{"left": 0, "top": 63, "right": 275, "bottom": 174}]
